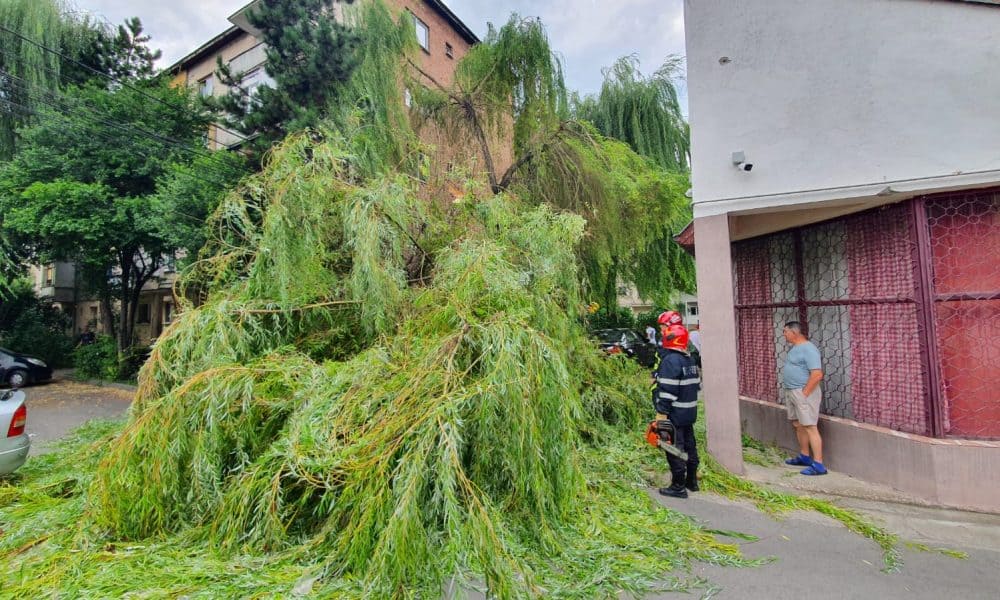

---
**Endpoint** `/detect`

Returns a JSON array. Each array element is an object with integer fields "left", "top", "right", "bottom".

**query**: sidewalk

[
  {"left": 644, "top": 453, "right": 1000, "bottom": 599},
  {"left": 741, "top": 460, "right": 1000, "bottom": 552}
]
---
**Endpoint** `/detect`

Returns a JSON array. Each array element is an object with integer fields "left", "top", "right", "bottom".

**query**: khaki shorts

[{"left": 784, "top": 387, "right": 821, "bottom": 426}]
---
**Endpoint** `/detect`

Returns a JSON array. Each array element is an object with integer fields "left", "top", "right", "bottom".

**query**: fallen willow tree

[{"left": 82, "top": 128, "right": 745, "bottom": 597}]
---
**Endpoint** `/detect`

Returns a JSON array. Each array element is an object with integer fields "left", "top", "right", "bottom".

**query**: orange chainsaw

[{"left": 645, "top": 418, "right": 688, "bottom": 461}]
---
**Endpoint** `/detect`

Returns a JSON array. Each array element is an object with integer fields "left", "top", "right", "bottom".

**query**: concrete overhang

[
  {"left": 692, "top": 168, "right": 1000, "bottom": 221},
  {"left": 229, "top": 1, "right": 263, "bottom": 38},
  {"left": 682, "top": 167, "right": 1000, "bottom": 246}
]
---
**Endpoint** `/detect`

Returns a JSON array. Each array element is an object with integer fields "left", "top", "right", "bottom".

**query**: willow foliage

[
  {"left": 509, "top": 123, "right": 694, "bottom": 307},
  {"left": 413, "top": 16, "right": 694, "bottom": 307},
  {"left": 575, "top": 55, "right": 690, "bottom": 172},
  {"left": 74, "top": 6, "right": 736, "bottom": 596},
  {"left": 0, "top": 0, "right": 105, "bottom": 158}
]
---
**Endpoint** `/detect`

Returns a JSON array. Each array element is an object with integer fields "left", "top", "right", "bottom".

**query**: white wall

[{"left": 685, "top": 0, "right": 1000, "bottom": 217}]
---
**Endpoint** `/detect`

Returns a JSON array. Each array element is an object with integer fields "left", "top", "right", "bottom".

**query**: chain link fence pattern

[{"left": 732, "top": 191, "right": 999, "bottom": 439}]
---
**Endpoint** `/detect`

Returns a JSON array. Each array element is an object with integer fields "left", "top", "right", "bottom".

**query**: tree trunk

[{"left": 117, "top": 254, "right": 132, "bottom": 353}]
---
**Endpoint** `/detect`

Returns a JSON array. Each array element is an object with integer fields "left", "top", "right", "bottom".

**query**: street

[{"left": 21, "top": 374, "right": 133, "bottom": 454}]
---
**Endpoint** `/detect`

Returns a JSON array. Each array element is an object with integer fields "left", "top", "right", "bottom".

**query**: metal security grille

[
  {"left": 732, "top": 190, "right": 1000, "bottom": 440},
  {"left": 926, "top": 192, "right": 1000, "bottom": 438}
]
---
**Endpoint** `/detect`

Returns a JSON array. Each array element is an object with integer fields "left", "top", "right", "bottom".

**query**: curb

[{"left": 75, "top": 379, "right": 138, "bottom": 393}]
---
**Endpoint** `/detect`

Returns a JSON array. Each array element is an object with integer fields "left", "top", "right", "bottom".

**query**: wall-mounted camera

[{"left": 732, "top": 151, "right": 753, "bottom": 172}]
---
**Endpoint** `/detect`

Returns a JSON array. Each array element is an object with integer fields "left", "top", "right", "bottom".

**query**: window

[
  {"left": 242, "top": 68, "right": 274, "bottom": 96},
  {"left": 445, "top": 42, "right": 454, "bottom": 59},
  {"left": 403, "top": 87, "right": 412, "bottom": 108},
  {"left": 44, "top": 264, "right": 54, "bottom": 286},
  {"left": 137, "top": 303, "right": 150, "bottom": 324},
  {"left": 411, "top": 14, "right": 429, "bottom": 51},
  {"left": 198, "top": 75, "right": 214, "bottom": 97},
  {"left": 162, "top": 302, "right": 173, "bottom": 324}
]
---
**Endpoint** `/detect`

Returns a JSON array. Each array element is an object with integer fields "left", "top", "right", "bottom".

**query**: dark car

[
  {"left": 0, "top": 348, "right": 53, "bottom": 388},
  {"left": 592, "top": 329, "right": 659, "bottom": 368}
]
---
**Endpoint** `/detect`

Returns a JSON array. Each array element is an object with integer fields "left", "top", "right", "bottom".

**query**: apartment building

[
  {"left": 168, "top": 0, "right": 479, "bottom": 148},
  {"left": 31, "top": 259, "right": 177, "bottom": 345}
]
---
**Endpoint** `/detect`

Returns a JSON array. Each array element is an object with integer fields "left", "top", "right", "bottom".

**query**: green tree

[
  {"left": 151, "top": 151, "right": 250, "bottom": 263},
  {"left": 413, "top": 16, "right": 694, "bottom": 307},
  {"left": 574, "top": 55, "right": 689, "bottom": 171},
  {"left": 0, "top": 278, "right": 73, "bottom": 366},
  {"left": 0, "top": 80, "right": 213, "bottom": 350},
  {"left": 213, "top": 0, "right": 361, "bottom": 156},
  {"left": 0, "top": 1, "right": 158, "bottom": 159}
]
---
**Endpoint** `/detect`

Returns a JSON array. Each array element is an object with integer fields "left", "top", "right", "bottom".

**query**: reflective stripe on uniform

[
  {"left": 658, "top": 391, "right": 677, "bottom": 400},
  {"left": 673, "top": 400, "right": 698, "bottom": 408},
  {"left": 657, "top": 377, "right": 701, "bottom": 386}
]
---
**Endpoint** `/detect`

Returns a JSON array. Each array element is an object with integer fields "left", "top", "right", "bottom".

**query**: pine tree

[{"left": 213, "top": 0, "right": 361, "bottom": 155}]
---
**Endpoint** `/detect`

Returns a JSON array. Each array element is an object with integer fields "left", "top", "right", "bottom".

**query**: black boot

[
  {"left": 685, "top": 472, "right": 699, "bottom": 492},
  {"left": 658, "top": 484, "right": 688, "bottom": 499}
]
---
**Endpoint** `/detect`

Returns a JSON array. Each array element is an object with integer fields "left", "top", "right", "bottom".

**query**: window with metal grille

[{"left": 731, "top": 191, "right": 1000, "bottom": 440}]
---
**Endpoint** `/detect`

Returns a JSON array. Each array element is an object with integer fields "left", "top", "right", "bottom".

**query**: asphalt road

[{"left": 20, "top": 376, "right": 133, "bottom": 454}]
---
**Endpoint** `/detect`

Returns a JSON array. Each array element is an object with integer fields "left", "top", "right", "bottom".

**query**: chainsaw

[{"left": 645, "top": 418, "right": 688, "bottom": 461}]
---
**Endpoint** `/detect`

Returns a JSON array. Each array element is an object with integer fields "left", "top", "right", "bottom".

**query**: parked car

[
  {"left": 0, "top": 348, "right": 53, "bottom": 387},
  {"left": 592, "top": 328, "right": 659, "bottom": 367},
  {"left": 0, "top": 387, "right": 29, "bottom": 476}
]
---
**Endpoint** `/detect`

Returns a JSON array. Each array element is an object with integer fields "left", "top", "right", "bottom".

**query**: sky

[{"left": 69, "top": 0, "right": 687, "bottom": 105}]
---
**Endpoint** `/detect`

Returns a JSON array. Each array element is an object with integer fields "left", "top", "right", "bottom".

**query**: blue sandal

[
  {"left": 785, "top": 454, "right": 812, "bottom": 467},
  {"left": 801, "top": 462, "right": 828, "bottom": 476}
]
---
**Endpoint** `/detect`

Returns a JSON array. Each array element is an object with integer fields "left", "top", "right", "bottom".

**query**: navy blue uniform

[{"left": 654, "top": 349, "right": 701, "bottom": 488}]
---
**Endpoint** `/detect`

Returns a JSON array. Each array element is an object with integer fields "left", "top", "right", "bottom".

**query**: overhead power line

[
  {"left": 0, "top": 22, "right": 252, "bottom": 144},
  {"left": 0, "top": 46, "right": 247, "bottom": 152},
  {"left": 0, "top": 94, "right": 240, "bottom": 193}
]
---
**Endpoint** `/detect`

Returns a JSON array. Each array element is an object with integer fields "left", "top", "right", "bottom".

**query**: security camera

[{"left": 732, "top": 151, "right": 753, "bottom": 172}]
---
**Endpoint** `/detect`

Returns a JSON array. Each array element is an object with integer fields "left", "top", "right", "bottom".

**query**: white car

[{"left": 0, "top": 387, "right": 30, "bottom": 476}]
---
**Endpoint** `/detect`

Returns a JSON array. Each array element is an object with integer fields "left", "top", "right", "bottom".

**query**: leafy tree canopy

[
  {"left": 574, "top": 55, "right": 689, "bottom": 171},
  {"left": 0, "top": 1, "right": 162, "bottom": 158},
  {"left": 0, "top": 79, "right": 215, "bottom": 349}
]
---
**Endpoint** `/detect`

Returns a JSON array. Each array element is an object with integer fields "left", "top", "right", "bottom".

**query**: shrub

[
  {"left": 117, "top": 345, "right": 151, "bottom": 382},
  {"left": 0, "top": 279, "right": 74, "bottom": 367},
  {"left": 586, "top": 305, "right": 636, "bottom": 331},
  {"left": 73, "top": 336, "right": 118, "bottom": 380}
]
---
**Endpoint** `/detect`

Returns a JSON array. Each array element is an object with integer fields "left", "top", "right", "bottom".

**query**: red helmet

[
  {"left": 657, "top": 311, "right": 683, "bottom": 327},
  {"left": 662, "top": 324, "right": 689, "bottom": 351}
]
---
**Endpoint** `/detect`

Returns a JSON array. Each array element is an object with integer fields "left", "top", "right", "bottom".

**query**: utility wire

[
  {"left": 0, "top": 46, "right": 248, "bottom": 152},
  {"left": 1, "top": 68, "right": 228, "bottom": 168},
  {"left": 0, "top": 22, "right": 252, "bottom": 144},
  {"left": 0, "top": 78, "right": 240, "bottom": 190},
  {"left": 0, "top": 95, "right": 239, "bottom": 193}
]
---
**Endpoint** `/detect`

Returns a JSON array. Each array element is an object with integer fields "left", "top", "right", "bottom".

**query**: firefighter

[{"left": 654, "top": 311, "right": 701, "bottom": 498}]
